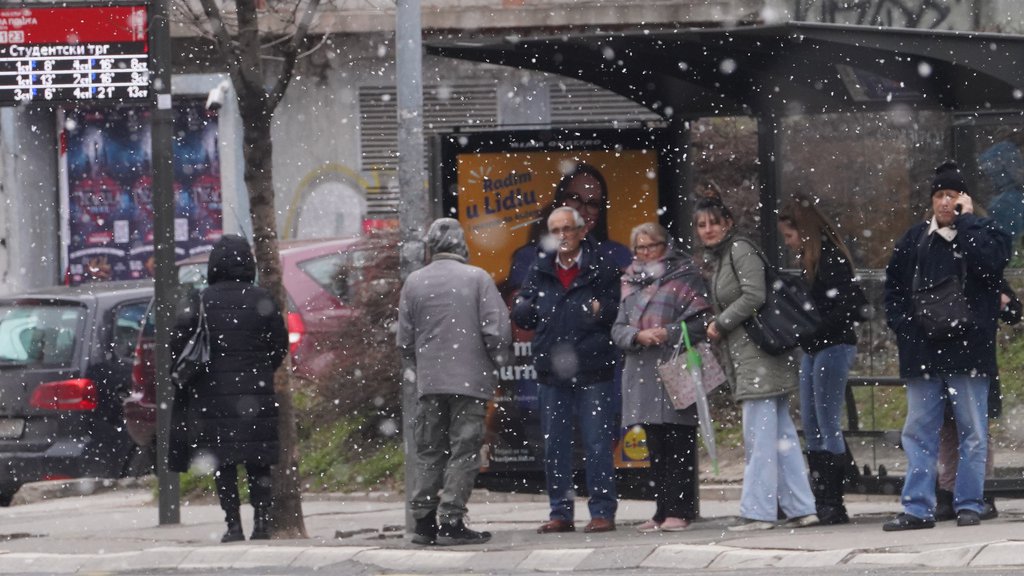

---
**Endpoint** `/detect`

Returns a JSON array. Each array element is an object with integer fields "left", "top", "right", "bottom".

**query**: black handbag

[
  {"left": 910, "top": 231, "right": 973, "bottom": 340},
  {"left": 170, "top": 297, "right": 210, "bottom": 389},
  {"left": 728, "top": 241, "right": 821, "bottom": 355}
]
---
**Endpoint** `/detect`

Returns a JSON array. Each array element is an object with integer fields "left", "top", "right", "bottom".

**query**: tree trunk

[{"left": 239, "top": 101, "right": 307, "bottom": 539}]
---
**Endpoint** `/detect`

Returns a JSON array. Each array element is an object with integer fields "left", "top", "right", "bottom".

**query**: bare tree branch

[
  {"left": 267, "top": 0, "right": 323, "bottom": 111},
  {"left": 195, "top": 0, "right": 248, "bottom": 91}
]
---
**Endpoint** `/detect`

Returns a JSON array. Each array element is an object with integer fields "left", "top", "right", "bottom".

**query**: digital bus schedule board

[{"left": 0, "top": 5, "right": 148, "bottom": 105}]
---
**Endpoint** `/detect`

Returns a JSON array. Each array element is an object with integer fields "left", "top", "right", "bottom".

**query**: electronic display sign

[{"left": 0, "top": 5, "right": 149, "bottom": 105}]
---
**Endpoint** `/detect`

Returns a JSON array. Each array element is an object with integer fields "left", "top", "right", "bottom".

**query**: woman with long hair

[
  {"left": 778, "top": 196, "right": 865, "bottom": 525},
  {"left": 695, "top": 196, "right": 817, "bottom": 531}
]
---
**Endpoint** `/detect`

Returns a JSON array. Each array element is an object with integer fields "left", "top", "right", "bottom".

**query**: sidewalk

[{"left": 3, "top": 479, "right": 1024, "bottom": 574}]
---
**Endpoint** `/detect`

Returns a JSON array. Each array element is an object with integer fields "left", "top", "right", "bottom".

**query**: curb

[{"left": 4, "top": 540, "right": 1024, "bottom": 573}]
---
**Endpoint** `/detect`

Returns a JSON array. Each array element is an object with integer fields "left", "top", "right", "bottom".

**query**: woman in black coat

[{"left": 178, "top": 234, "right": 288, "bottom": 542}]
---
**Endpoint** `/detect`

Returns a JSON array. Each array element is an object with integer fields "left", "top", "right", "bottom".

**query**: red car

[{"left": 123, "top": 237, "right": 372, "bottom": 449}]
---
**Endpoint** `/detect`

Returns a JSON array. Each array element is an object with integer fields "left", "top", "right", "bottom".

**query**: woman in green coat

[{"left": 695, "top": 196, "right": 817, "bottom": 532}]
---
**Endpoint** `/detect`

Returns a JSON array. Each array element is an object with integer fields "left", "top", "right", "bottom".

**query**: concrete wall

[
  {"left": 764, "top": 0, "right": 984, "bottom": 29},
  {"left": 0, "top": 0, "right": 1019, "bottom": 292}
]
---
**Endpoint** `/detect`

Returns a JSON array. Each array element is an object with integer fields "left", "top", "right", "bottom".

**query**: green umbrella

[{"left": 681, "top": 320, "right": 718, "bottom": 475}]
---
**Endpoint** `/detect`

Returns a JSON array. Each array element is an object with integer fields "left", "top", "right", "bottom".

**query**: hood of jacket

[{"left": 207, "top": 234, "right": 256, "bottom": 285}]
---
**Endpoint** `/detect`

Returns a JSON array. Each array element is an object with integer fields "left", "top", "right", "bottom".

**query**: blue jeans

[
  {"left": 740, "top": 395, "right": 816, "bottom": 522},
  {"left": 901, "top": 376, "right": 988, "bottom": 519},
  {"left": 800, "top": 344, "right": 856, "bottom": 454},
  {"left": 538, "top": 381, "right": 618, "bottom": 522}
]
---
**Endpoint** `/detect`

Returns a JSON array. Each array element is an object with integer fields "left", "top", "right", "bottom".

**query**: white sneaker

[
  {"left": 781, "top": 514, "right": 819, "bottom": 529},
  {"left": 778, "top": 512, "right": 819, "bottom": 528},
  {"left": 727, "top": 518, "right": 776, "bottom": 532}
]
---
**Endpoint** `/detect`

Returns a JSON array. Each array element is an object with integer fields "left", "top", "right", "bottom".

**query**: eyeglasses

[
  {"left": 634, "top": 242, "right": 666, "bottom": 254},
  {"left": 548, "top": 225, "right": 582, "bottom": 236},
  {"left": 563, "top": 193, "right": 604, "bottom": 212}
]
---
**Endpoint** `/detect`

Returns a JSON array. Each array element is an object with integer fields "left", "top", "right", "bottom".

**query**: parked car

[
  {"left": 123, "top": 236, "right": 375, "bottom": 450},
  {"left": 0, "top": 281, "right": 153, "bottom": 506}
]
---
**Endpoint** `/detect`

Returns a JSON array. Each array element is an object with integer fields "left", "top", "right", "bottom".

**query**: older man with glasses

[{"left": 512, "top": 206, "right": 623, "bottom": 534}]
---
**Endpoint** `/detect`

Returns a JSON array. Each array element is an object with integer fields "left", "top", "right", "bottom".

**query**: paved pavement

[{"left": 3, "top": 479, "right": 1024, "bottom": 573}]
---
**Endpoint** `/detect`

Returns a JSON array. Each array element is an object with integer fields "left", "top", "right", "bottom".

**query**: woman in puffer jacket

[{"left": 177, "top": 234, "right": 288, "bottom": 543}]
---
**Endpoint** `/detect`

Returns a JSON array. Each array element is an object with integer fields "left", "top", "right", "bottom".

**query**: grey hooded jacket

[{"left": 397, "top": 219, "right": 512, "bottom": 400}]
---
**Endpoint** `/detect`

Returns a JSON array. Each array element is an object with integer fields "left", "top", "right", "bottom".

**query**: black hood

[{"left": 207, "top": 234, "right": 256, "bottom": 285}]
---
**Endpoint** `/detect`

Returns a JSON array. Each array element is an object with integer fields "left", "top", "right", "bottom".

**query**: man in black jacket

[
  {"left": 511, "top": 207, "right": 622, "bottom": 534},
  {"left": 882, "top": 162, "right": 1011, "bottom": 531}
]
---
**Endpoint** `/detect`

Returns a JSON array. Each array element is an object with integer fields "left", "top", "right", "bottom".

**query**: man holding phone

[{"left": 882, "top": 161, "right": 1011, "bottom": 531}]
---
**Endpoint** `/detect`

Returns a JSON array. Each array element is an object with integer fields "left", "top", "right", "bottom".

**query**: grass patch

[{"left": 298, "top": 411, "right": 403, "bottom": 493}]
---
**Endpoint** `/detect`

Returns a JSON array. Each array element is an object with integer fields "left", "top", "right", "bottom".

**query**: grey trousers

[{"left": 409, "top": 394, "right": 487, "bottom": 525}]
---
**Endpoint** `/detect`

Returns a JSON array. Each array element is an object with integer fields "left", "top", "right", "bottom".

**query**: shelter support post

[
  {"left": 666, "top": 115, "right": 694, "bottom": 248},
  {"left": 757, "top": 113, "right": 782, "bottom": 264}
]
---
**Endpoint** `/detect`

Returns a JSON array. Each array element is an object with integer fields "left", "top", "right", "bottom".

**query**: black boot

[
  {"left": 436, "top": 518, "right": 491, "bottom": 546},
  {"left": 981, "top": 496, "right": 998, "bottom": 520},
  {"left": 808, "top": 451, "right": 849, "bottom": 525},
  {"left": 222, "top": 508, "right": 245, "bottom": 543},
  {"left": 934, "top": 489, "right": 955, "bottom": 522},
  {"left": 250, "top": 506, "right": 271, "bottom": 540},
  {"left": 412, "top": 509, "right": 438, "bottom": 546}
]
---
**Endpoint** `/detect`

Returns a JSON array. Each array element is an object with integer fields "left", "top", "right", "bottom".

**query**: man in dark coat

[
  {"left": 179, "top": 234, "right": 288, "bottom": 543},
  {"left": 512, "top": 206, "right": 622, "bottom": 534},
  {"left": 882, "top": 162, "right": 1011, "bottom": 531}
]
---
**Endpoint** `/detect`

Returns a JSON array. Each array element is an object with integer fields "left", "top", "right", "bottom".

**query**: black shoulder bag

[
  {"left": 170, "top": 296, "right": 210, "bottom": 389},
  {"left": 727, "top": 240, "right": 821, "bottom": 355},
  {"left": 910, "top": 230, "right": 973, "bottom": 340}
]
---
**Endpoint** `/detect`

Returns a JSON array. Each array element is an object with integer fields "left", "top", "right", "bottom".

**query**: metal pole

[
  {"left": 396, "top": 0, "right": 426, "bottom": 534},
  {"left": 150, "top": 0, "right": 180, "bottom": 525},
  {"left": 757, "top": 112, "right": 782, "bottom": 266}
]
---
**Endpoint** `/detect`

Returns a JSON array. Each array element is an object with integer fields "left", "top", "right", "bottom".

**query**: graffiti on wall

[{"left": 793, "top": 0, "right": 976, "bottom": 29}]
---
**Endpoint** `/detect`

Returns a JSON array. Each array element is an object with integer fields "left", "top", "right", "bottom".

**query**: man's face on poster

[{"left": 561, "top": 173, "right": 605, "bottom": 235}]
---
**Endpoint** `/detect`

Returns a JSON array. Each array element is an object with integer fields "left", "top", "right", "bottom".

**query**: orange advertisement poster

[
  {"left": 440, "top": 128, "right": 666, "bottom": 474},
  {"left": 455, "top": 149, "right": 660, "bottom": 286}
]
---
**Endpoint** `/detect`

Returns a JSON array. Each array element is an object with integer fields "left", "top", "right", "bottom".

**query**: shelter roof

[{"left": 427, "top": 22, "right": 1024, "bottom": 117}]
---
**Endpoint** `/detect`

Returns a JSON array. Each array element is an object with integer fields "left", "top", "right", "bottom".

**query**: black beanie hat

[{"left": 931, "top": 161, "right": 968, "bottom": 195}]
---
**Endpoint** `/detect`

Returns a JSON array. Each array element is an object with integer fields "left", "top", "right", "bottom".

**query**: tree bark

[
  {"left": 190, "top": 0, "right": 322, "bottom": 540},
  {"left": 238, "top": 100, "right": 307, "bottom": 539}
]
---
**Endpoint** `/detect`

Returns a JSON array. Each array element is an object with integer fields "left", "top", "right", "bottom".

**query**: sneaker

[
  {"left": 728, "top": 518, "right": 776, "bottom": 532},
  {"left": 956, "top": 509, "right": 981, "bottom": 527},
  {"left": 436, "top": 519, "right": 492, "bottom": 546},
  {"left": 636, "top": 519, "right": 661, "bottom": 533},
  {"left": 781, "top": 514, "right": 819, "bottom": 529},
  {"left": 659, "top": 517, "right": 691, "bottom": 532},
  {"left": 882, "top": 513, "right": 935, "bottom": 532}
]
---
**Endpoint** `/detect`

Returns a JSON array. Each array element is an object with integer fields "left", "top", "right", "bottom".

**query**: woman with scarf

[
  {"left": 695, "top": 196, "right": 818, "bottom": 531},
  {"left": 611, "top": 222, "right": 711, "bottom": 533}
]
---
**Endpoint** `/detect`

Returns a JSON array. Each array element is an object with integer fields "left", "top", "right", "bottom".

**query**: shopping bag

[{"left": 656, "top": 335, "right": 726, "bottom": 410}]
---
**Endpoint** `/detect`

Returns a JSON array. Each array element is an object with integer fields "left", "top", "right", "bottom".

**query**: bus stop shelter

[
  {"left": 428, "top": 22, "right": 1024, "bottom": 258},
  {"left": 427, "top": 23, "right": 1024, "bottom": 496}
]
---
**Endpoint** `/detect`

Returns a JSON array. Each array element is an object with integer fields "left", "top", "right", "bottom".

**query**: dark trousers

[
  {"left": 215, "top": 463, "right": 273, "bottom": 512},
  {"left": 645, "top": 423, "right": 698, "bottom": 521}
]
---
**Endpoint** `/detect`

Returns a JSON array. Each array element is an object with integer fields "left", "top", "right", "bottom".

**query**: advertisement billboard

[
  {"left": 440, "top": 127, "right": 667, "bottom": 474},
  {"left": 60, "top": 102, "right": 222, "bottom": 284}
]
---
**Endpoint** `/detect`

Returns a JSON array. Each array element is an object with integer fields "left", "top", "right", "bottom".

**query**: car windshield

[{"left": 0, "top": 304, "right": 84, "bottom": 368}]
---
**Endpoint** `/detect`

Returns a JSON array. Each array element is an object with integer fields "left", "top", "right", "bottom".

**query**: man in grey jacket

[{"left": 398, "top": 218, "right": 512, "bottom": 546}]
